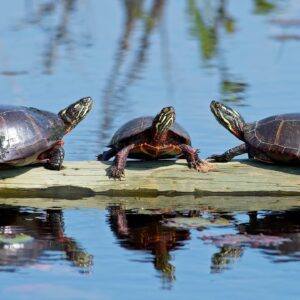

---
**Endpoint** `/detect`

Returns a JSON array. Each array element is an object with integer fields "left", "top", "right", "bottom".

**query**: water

[{"left": 0, "top": 0, "right": 300, "bottom": 299}]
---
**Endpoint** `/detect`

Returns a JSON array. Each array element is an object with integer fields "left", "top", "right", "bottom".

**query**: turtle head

[
  {"left": 210, "top": 100, "right": 245, "bottom": 140},
  {"left": 152, "top": 106, "right": 176, "bottom": 139},
  {"left": 59, "top": 97, "right": 93, "bottom": 133}
]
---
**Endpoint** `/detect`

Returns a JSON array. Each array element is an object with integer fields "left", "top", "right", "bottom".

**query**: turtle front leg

[
  {"left": 44, "top": 144, "right": 65, "bottom": 170},
  {"left": 110, "top": 145, "right": 135, "bottom": 179},
  {"left": 208, "top": 144, "right": 247, "bottom": 162},
  {"left": 179, "top": 144, "right": 215, "bottom": 172}
]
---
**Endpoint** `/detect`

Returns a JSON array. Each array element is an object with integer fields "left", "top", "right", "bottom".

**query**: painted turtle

[
  {"left": 98, "top": 106, "right": 214, "bottom": 179},
  {"left": 209, "top": 100, "right": 300, "bottom": 163},
  {"left": 0, "top": 97, "right": 93, "bottom": 170}
]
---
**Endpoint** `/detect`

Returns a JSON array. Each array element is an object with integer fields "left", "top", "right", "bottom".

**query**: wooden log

[{"left": 0, "top": 159, "right": 299, "bottom": 198}]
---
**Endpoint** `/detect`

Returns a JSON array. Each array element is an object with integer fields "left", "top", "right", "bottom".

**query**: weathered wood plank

[{"left": 0, "top": 159, "right": 299, "bottom": 197}]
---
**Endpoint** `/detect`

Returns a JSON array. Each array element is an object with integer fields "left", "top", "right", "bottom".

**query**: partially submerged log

[{"left": 0, "top": 159, "right": 299, "bottom": 198}]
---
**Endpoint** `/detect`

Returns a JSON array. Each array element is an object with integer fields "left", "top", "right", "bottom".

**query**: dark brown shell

[
  {"left": 108, "top": 116, "right": 191, "bottom": 147},
  {"left": 244, "top": 113, "right": 300, "bottom": 158},
  {"left": 0, "top": 105, "right": 65, "bottom": 163}
]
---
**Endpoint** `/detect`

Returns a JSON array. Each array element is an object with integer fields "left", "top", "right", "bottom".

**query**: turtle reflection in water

[
  {"left": 209, "top": 100, "right": 300, "bottom": 163},
  {"left": 0, "top": 97, "right": 92, "bottom": 170},
  {"left": 98, "top": 106, "right": 215, "bottom": 179},
  {"left": 201, "top": 232, "right": 291, "bottom": 273},
  {"left": 0, "top": 207, "right": 92, "bottom": 272},
  {"left": 200, "top": 210, "right": 300, "bottom": 273},
  {"left": 107, "top": 206, "right": 190, "bottom": 286}
]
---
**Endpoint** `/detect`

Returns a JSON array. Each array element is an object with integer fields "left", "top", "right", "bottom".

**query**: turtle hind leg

[
  {"left": 208, "top": 144, "right": 247, "bottom": 162},
  {"left": 179, "top": 144, "right": 216, "bottom": 172},
  {"left": 44, "top": 144, "right": 65, "bottom": 170},
  {"left": 97, "top": 148, "right": 117, "bottom": 161},
  {"left": 248, "top": 146, "right": 275, "bottom": 164}
]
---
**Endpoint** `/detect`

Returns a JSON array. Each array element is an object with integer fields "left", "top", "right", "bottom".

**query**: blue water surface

[{"left": 0, "top": 1, "right": 300, "bottom": 299}]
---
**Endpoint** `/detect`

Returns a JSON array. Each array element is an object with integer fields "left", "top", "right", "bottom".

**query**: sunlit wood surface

[{"left": 0, "top": 160, "right": 299, "bottom": 198}]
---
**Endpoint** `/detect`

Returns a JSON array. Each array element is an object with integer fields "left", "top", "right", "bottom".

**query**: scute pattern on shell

[
  {"left": 108, "top": 116, "right": 191, "bottom": 147},
  {"left": 244, "top": 113, "right": 300, "bottom": 158}
]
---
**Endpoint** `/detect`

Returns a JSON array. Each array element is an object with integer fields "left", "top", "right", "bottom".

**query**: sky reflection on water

[{"left": 0, "top": 202, "right": 300, "bottom": 299}]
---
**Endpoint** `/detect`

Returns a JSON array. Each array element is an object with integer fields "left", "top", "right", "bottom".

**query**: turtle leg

[
  {"left": 179, "top": 144, "right": 216, "bottom": 172},
  {"left": 44, "top": 144, "right": 65, "bottom": 170},
  {"left": 109, "top": 144, "right": 135, "bottom": 179},
  {"left": 97, "top": 148, "right": 117, "bottom": 161},
  {"left": 208, "top": 144, "right": 247, "bottom": 162}
]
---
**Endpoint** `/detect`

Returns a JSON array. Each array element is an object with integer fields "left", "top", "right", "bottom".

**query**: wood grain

[{"left": 0, "top": 159, "right": 299, "bottom": 197}]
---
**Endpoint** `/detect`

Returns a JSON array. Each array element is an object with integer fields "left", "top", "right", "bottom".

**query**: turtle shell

[
  {"left": 0, "top": 105, "right": 65, "bottom": 165},
  {"left": 244, "top": 113, "right": 300, "bottom": 160},
  {"left": 108, "top": 116, "right": 191, "bottom": 147}
]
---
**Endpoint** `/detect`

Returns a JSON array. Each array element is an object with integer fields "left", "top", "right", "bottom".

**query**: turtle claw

[
  {"left": 189, "top": 160, "right": 217, "bottom": 172},
  {"left": 109, "top": 166, "right": 125, "bottom": 180}
]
